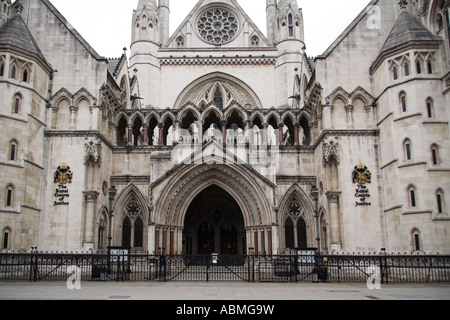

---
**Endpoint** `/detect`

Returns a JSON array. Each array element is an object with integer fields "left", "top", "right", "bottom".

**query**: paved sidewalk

[{"left": 0, "top": 281, "right": 449, "bottom": 300}]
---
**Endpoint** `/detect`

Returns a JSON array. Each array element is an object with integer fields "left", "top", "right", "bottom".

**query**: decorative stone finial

[
  {"left": 399, "top": 0, "right": 408, "bottom": 10},
  {"left": 14, "top": 0, "right": 24, "bottom": 14}
]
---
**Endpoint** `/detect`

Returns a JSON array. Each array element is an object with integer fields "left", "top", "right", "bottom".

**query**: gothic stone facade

[{"left": 0, "top": 0, "right": 449, "bottom": 254}]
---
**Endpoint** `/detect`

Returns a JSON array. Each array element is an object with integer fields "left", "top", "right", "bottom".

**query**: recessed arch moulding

[
  {"left": 173, "top": 72, "right": 263, "bottom": 110},
  {"left": 149, "top": 163, "right": 277, "bottom": 254}
]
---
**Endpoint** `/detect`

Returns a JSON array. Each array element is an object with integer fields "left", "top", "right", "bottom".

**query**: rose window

[{"left": 197, "top": 8, "right": 239, "bottom": 45}]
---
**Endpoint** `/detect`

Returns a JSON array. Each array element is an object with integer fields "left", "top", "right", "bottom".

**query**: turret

[
  {"left": 130, "top": 0, "right": 161, "bottom": 107},
  {"left": 132, "top": 0, "right": 159, "bottom": 44},
  {"left": 159, "top": 0, "right": 170, "bottom": 47},
  {"left": 276, "top": 0, "right": 304, "bottom": 43},
  {"left": 274, "top": 0, "right": 305, "bottom": 108},
  {"left": 266, "top": 0, "right": 277, "bottom": 46}
]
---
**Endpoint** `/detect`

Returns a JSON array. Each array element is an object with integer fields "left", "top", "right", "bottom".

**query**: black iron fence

[{"left": 0, "top": 251, "right": 449, "bottom": 284}]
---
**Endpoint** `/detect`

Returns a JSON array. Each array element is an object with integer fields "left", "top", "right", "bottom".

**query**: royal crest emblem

[
  {"left": 352, "top": 163, "right": 371, "bottom": 184},
  {"left": 54, "top": 163, "right": 73, "bottom": 184}
]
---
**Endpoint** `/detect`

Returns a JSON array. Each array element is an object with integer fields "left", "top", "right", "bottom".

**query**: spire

[
  {"left": 275, "top": 0, "right": 304, "bottom": 42},
  {"left": 132, "top": 0, "right": 159, "bottom": 43}
]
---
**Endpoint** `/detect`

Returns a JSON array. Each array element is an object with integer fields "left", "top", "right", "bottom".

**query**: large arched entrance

[{"left": 183, "top": 185, "right": 246, "bottom": 255}]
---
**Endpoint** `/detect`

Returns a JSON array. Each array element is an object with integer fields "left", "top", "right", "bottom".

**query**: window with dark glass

[
  {"left": 134, "top": 217, "right": 144, "bottom": 248},
  {"left": 410, "top": 189, "right": 416, "bottom": 207},
  {"left": 122, "top": 217, "right": 131, "bottom": 248},
  {"left": 285, "top": 218, "right": 294, "bottom": 249},
  {"left": 288, "top": 14, "right": 294, "bottom": 37},
  {"left": 297, "top": 218, "right": 307, "bottom": 249}
]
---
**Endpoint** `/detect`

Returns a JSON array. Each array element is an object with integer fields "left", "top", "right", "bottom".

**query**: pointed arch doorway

[{"left": 183, "top": 185, "right": 246, "bottom": 255}]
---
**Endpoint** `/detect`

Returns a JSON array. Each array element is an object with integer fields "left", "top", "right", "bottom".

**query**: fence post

[{"left": 293, "top": 254, "right": 298, "bottom": 283}]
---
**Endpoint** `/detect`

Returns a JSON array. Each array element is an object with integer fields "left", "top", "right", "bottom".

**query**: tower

[
  {"left": 159, "top": 0, "right": 170, "bottom": 47},
  {"left": 266, "top": 0, "right": 277, "bottom": 46},
  {"left": 274, "top": 0, "right": 305, "bottom": 108},
  {"left": 130, "top": 0, "right": 161, "bottom": 108}
]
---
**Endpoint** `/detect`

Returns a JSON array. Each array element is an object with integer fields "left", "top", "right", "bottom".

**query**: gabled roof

[
  {"left": 40, "top": 0, "right": 105, "bottom": 61},
  {"left": 0, "top": 13, "right": 51, "bottom": 70},
  {"left": 379, "top": 10, "right": 440, "bottom": 54},
  {"left": 166, "top": 0, "right": 270, "bottom": 48}
]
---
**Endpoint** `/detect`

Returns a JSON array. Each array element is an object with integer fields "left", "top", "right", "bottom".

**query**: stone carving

[
  {"left": 322, "top": 137, "right": 340, "bottom": 165},
  {"left": 84, "top": 138, "right": 102, "bottom": 164}
]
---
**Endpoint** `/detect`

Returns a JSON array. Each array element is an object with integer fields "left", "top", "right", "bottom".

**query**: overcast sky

[{"left": 49, "top": 0, "right": 371, "bottom": 58}]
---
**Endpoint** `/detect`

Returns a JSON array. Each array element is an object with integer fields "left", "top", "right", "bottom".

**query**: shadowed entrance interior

[{"left": 183, "top": 185, "right": 246, "bottom": 255}]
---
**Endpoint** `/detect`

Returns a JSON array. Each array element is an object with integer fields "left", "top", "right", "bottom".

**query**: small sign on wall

[
  {"left": 352, "top": 163, "right": 372, "bottom": 207},
  {"left": 53, "top": 163, "right": 72, "bottom": 206}
]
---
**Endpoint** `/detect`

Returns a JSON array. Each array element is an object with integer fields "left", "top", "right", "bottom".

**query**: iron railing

[{"left": 0, "top": 251, "right": 449, "bottom": 283}]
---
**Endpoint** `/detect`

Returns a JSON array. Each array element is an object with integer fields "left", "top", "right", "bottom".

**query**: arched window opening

[
  {"left": 282, "top": 117, "right": 295, "bottom": 146},
  {"left": 426, "top": 98, "right": 434, "bottom": 118},
  {"left": 117, "top": 117, "right": 128, "bottom": 147},
  {"left": 297, "top": 218, "right": 307, "bottom": 249},
  {"left": 98, "top": 213, "right": 107, "bottom": 250},
  {"left": 416, "top": 60, "right": 422, "bottom": 74},
  {"left": 404, "top": 139, "right": 412, "bottom": 161},
  {"left": 6, "top": 185, "right": 14, "bottom": 207},
  {"left": 412, "top": 229, "right": 421, "bottom": 251},
  {"left": 393, "top": 66, "right": 398, "bottom": 80},
  {"left": 251, "top": 36, "right": 259, "bottom": 47},
  {"left": 122, "top": 217, "right": 132, "bottom": 248},
  {"left": 0, "top": 62, "right": 4, "bottom": 77},
  {"left": 299, "top": 117, "right": 311, "bottom": 145},
  {"left": 2, "top": 227, "right": 11, "bottom": 250},
  {"left": 408, "top": 185, "right": 417, "bottom": 209},
  {"left": 427, "top": 60, "right": 433, "bottom": 74},
  {"left": 10, "top": 64, "right": 16, "bottom": 79},
  {"left": 213, "top": 86, "right": 223, "bottom": 109},
  {"left": 148, "top": 117, "right": 159, "bottom": 146},
  {"left": 404, "top": 62, "right": 410, "bottom": 76},
  {"left": 431, "top": 144, "right": 440, "bottom": 165},
  {"left": 9, "top": 140, "right": 18, "bottom": 161},
  {"left": 176, "top": 36, "right": 184, "bottom": 48},
  {"left": 436, "top": 189, "right": 446, "bottom": 214},
  {"left": 12, "top": 94, "right": 21, "bottom": 114},
  {"left": 134, "top": 217, "right": 144, "bottom": 248},
  {"left": 288, "top": 13, "right": 294, "bottom": 37},
  {"left": 132, "top": 117, "right": 143, "bottom": 146},
  {"left": 162, "top": 117, "right": 174, "bottom": 146},
  {"left": 267, "top": 116, "right": 278, "bottom": 146},
  {"left": 399, "top": 92, "right": 407, "bottom": 113},
  {"left": 285, "top": 218, "right": 295, "bottom": 249},
  {"left": 22, "top": 69, "right": 29, "bottom": 82}
]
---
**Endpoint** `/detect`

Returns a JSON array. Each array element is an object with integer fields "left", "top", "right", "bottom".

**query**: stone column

[
  {"left": 70, "top": 106, "right": 77, "bottom": 129},
  {"left": 158, "top": 124, "right": 164, "bottom": 146},
  {"left": 294, "top": 124, "right": 300, "bottom": 145},
  {"left": 142, "top": 124, "right": 149, "bottom": 145},
  {"left": 278, "top": 124, "right": 284, "bottom": 145},
  {"left": 326, "top": 191, "right": 342, "bottom": 252},
  {"left": 345, "top": 104, "right": 354, "bottom": 129},
  {"left": 322, "top": 105, "right": 333, "bottom": 129},
  {"left": 83, "top": 191, "right": 99, "bottom": 251},
  {"left": 127, "top": 124, "right": 133, "bottom": 145},
  {"left": 221, "top": 120, "right": 227, "bottom": 142}
]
